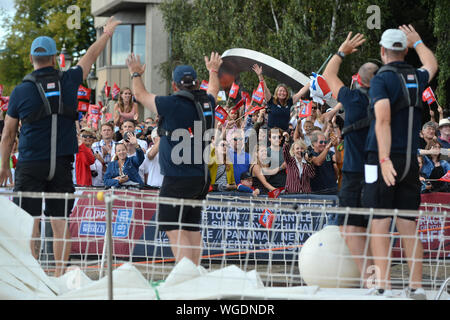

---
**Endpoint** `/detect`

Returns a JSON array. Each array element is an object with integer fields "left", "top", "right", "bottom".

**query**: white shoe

[{"left": 404, "top": 287, "right": 427, "bottom": 300}]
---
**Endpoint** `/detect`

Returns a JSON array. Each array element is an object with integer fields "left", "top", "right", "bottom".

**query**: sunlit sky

[{"left": 0, "top": 0, "right": 16, "bottom": 42}]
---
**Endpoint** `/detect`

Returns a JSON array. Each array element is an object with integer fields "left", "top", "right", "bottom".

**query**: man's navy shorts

[
  {"left": 362, "top": 152, "right": 420, "bottom": 221},
  {"left": 13, "top": 155, "right": 75, "bottom": 218},
  {"left": 337, "top": 171, "right": 369, "bottom": 228},
  {"left": 157, "top": 176, "right": 209, "bottom": 232}
]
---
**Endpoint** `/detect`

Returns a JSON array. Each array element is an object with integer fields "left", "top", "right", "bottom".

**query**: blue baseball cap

[
  {"left": 30, "top": 36, "right": 57, "bottom": 56},
  {"left": 172, "top": 65, "right": 197, "bottom": 84}
]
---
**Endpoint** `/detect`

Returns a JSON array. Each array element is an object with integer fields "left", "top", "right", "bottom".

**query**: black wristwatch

[
  {"left": 335, "top": 51, "right": 345, "bottom": 59},
  {"left": 131, "top": 72, "right": 141, "bottom": 78}
]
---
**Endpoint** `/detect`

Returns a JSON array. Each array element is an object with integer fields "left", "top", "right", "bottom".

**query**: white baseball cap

[{"left": 379, "top": 29, "right": 407, "bottom": 51}]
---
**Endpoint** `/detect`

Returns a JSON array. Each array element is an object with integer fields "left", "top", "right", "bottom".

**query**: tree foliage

[
  {"left": 0, "top": 0, "right": 95, "bottom": 95},
  {"left": 160, "top": 0, "right": 448, "bottom": 111}
]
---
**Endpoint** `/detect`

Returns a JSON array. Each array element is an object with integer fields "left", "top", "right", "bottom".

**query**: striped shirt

[{"left": 283, "top": 142, "right": 315, "bottom": 194}]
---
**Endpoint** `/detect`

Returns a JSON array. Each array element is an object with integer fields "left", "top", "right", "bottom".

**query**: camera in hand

[{"left": 123, "top": 131, "right": 132, "bottom": 142}]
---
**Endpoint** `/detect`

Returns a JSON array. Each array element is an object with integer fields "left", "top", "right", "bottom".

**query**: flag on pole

[
  {"left": 245, "top": 105, "right": 265, "bottom": 116},
  {"left": 231, "top": 98, "right": 244, "bottom": 114},
  {"left": 229, "top": 82, "right": 240, "bottom": 99},
  {"left": 215, "top": 106, "right": 228, "bottom": 124},
  {"left": 252, "top": 82, "right": 265, "bottom": 104},
  {"left": 112, "top": 83, "right": 120, "bottom": 100},
  {"left": 438, "top": 170, "right": 450, "bottom": 183},
  {"left": 77, "top": 100, "right": 89, "bottom": 112},
  {"left": 422, "top": 87, "right": 436, "bottom": 105}
]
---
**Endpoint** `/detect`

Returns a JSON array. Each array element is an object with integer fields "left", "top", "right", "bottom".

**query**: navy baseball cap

[
  {"left": 30, "top": 36, "right": 57, "bottom": 56},
  {"left": 172, "top": 65, "right": 197, "bottom": 84}
]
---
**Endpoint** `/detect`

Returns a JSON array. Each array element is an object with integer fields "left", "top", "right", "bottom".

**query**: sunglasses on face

[
  {"left": 82, "top": 135, "right": 95, "bottom": 139},
  {"left": 319, "top": 140, "right": 328, "bottom": 144},
  {"left": 233, "top": 137, "right": 243, "bottom": 141},
  {"left": 312, "top": 107, "right": 318, "bottom": 110}
]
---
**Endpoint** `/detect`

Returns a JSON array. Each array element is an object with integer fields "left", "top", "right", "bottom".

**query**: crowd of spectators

[{"left": 0, "top": 73, "right": 448, "bottom": 196}]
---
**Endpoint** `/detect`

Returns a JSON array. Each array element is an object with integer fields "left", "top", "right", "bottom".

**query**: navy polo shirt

[
  {"left": 337, "top": 86, "right": 369, "bottom": 173},
  {"left": 7, "top": 66, "right": 83, "bottom": 162},
  {"left": 366, "top": 62, "right": 429, "bottom": 154},
  {"left": 267, "top": 97, "right": 293, "bottom": 131},
  {"left": 156, "top": 93, "right": 215, "bottom": 177},
  {"left": 310, "top": 149, "right": 337, "bottom": 192}
]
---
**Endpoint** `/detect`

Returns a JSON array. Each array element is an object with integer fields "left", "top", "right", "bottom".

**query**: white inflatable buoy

[{"left": 299, "top": 225, "right": 361, "bottom": 288}]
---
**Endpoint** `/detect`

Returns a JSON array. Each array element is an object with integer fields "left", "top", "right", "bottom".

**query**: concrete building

[{"left": 91, "top": 0, "right": 169, "bottom": 120}]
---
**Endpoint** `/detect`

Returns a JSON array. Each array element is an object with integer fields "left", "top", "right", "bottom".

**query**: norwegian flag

[
  {"left": 298, "top": 100, "right": 313, "bottom": 118},
  {"left": 259, "top": 209, "right": 275, "bottom": 229},
  {"left": 229, "top": 82, "right": 240, "bottom": 99},
  {"left": 77, "top": 85, "right": 91, "bottom": 101},
  {"left": 252, "top": 82, "right": 265, "bottom": 105},
  {"left": 309, "top": 73, "right": 331, "bottom": 105},
  {"left": 231, "top": 98, "right": 244, "bottom": 114},
  {"left": 422, "top": 87, "right": 436, "bottom": 105},
  {"left": 438, "top": 170, "right": 450, "bottom": 183},
  {"left": 268, "top": 187, "right": 284, "bottom": 199},
  {"left": 104, "top": 81, "right": 111, "bottom": 98},
  {"left": 112, "top": 83, "right": 120, "bottom": 100},
  {"left": 200, "top": 80, "right": 209, "bottom": 91},
  {"left": 215, "top": 106, "right": 228, "bottom": 124}
]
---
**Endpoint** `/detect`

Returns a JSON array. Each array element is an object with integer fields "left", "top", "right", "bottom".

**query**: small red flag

[
  {"left": 251, "top": 82, "right": 264, "bottom": 104},
  {"left": 298, "top": 100, "right": 312, "bottom": 118},
  {"left": 77, "top": 100, "right": 89, "bottom": 112},
  {"left": 200, "top": 80, "right": 209, "bottom": 91},
  {"left": 259, "top": 209, "right": 275, "bottom": 229},
  {"left": 77, "top": 85, "right": 91, "bottom": 101},
  {"left": 438, "top": 170, "right": 450, "bottom": 183},
  {"left": 231, "top": 98, "right": 244, "bottom": 114},
  {"left": 268, "top": 187, "right": 284, "bottom": 199},
  {"left": 229, "top": 82, "right": 240, "bottom": 99},
  {"left": 112, "top": 83, "right": 120, "bottom": 100},
  {"left": 245, "top": 105, "right": 265, "bottom": 116},
  {"left": 215, "top": 106, "right": 228, "bottom": 124},
  {"left": 104, "top": 81, "right": 111, "bottom": 98},
  {"left": 0, "top": 96, "right": 9, "bottom": 111},
  {"left": 422, "top": 87, "right": 436, "bottom": 105}
]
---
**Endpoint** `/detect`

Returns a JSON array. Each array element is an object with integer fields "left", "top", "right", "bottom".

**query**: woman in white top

[{"left": 143, "top": 128, "right": 163, "bottom": 188}]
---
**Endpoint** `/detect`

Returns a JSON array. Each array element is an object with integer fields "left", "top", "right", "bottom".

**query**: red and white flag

[
  {"left": 245, "top": 105, "right": 265, "bottom": 116},
  {"left": 104, "top": 81, "right": 111, "bottom": 98},
  {"left": 259, "top": 209, "right": 275, "bottom": 229},
  {"left": 77, "top": 85, "right": 91, "bottom": 101},
  {"left": 0, "top": 96, "right": 9, "bottom": 111},
  {"left": 251, "top": 82, "right": 264, "bottom": 105},
  {"left": 230, "top": 98, "right": 244, "bottom": 114},
  {"left": 298, "top": 100, "right": 312, "bottom": 118},
  {"left": 77, "top": 101, "right": 89, "bottom": 112},
  {"left": 438, "top": 170, "right": 450, "bottom": 183},
  {"left": 214, "top": 106, "right": 228, "bottom": 124},
  {"left": 200, "top": 80, "right": 209, "bottom": 91},
  {"left": 268, "top": 187, "right": 285, "bottom": 199},
  {"left": 112, "top": 83, "right": 120, "bottom": 100},
  {"left": 229, "top": 82, "right": 240, "bottom": 99},
  {"left": 422, "top": 87, "right": 436, "bottom": 105},
  {"left": 309, "top": 73, "right": 331, "bottom": 105}
]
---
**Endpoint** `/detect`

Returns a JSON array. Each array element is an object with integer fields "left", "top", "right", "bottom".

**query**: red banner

[
  {"left": 251, "top": 82, "right": 264, "bottom": 105},
  {"left": 112, "top": 83, "right": 120, "bottom": 100},
  {"left": 259, "top": 209, "right": 275, "bottom": 229},
  {"left": 230, "top": 98, "right": 244, "bottom": 114},
  {"left": 298, "top": 100, "right": 312, "bottom": 118}
]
